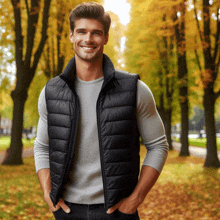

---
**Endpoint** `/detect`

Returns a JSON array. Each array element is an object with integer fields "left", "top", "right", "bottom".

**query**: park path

[
  {"left": 0, "top": 143, "right": 220, "bottom": 164},
  {"left": 172, "top": 142, "right": 220, "bottom": 160}
]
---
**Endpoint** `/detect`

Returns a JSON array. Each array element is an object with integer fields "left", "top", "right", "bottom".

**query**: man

[{"left": 34, "top": 2, "right": 169, "bottom": 220}]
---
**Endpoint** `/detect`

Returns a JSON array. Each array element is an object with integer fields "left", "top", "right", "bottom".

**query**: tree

[
  {"left": 193, "top": 0, "right": 220, "bottom": 167},
  {"left": 125, "top": 0, "right": 179, "bottom": 150},
  {"left": 173, "top": 0, "right": 190, "bottom": 156},
  {"left": 40, "top": 0, "right": 73, "bottom": 79},
  {"left": 157, "top": 25, "right": 176, "bottom": 150},
  {"left": 2, "top": 0, "right": 51, "bottom": 165}
]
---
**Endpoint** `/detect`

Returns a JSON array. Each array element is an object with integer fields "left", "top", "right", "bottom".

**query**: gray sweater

[{"left": 34, "top": 77, "right": 168, "bottom": 204}]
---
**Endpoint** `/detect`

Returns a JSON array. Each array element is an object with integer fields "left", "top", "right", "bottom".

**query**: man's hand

[
  {"left": 37, "top": 169, "right": 71, "bottom": 213},
  {"left": 106, "top": 195, "right": 142, "bottom": 215},
  {"left": 44, "top": 193, "right": 71, "bottom": 213},
  {"left": 107, "top": 166, "right": 160, "bottom": 215}
]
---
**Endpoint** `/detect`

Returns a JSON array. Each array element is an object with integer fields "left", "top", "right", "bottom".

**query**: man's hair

[{"left": 69, "top": 2, "right": 111, "bottom": 35}]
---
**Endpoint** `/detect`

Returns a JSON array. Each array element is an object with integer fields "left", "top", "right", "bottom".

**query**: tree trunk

[
  {"left": 158, "top": 106, "right": 173, "bottom": 150},
  {"left": 2, "top": 89, "right": 27, "bottom": 165},
  {"left": 0, "top": 115, "right": 1, "bottom": 131},
  {"left": 179, "top": 90, "right": 189, "bottom": 156},
  {"left": 201, "top": 0, "right": 220, "bottom": 167},
  {"left": 174, "top": 0, "right": 189, "bottom": 156},
  {"left": 193, "top": 0, "right": 220, "bottom": 167},
  {"left": 166, "top": 109, "right": 173, "bottom": 150},
  {"left": 203, "top": 89, "right": 220, "bottom": 167},
  {"left": 2, "top": 66, "right": 35, "bottom": 165}
]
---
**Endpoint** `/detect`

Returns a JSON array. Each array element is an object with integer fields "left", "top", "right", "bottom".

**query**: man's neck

[{"left": 75, "top": 56, "right": 104, "bottom": 81}]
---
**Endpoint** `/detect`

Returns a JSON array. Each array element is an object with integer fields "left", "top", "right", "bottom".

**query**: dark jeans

[{"left": 52, "top": 202, "right": 139, "bottom": 220}]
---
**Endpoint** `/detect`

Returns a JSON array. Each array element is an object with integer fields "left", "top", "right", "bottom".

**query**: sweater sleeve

[
  {"left": 137, "top": 80, "right": 169, "bottom": 173},
  {"left": 33, "top": 86, "right": 50, "bottom": 172}
]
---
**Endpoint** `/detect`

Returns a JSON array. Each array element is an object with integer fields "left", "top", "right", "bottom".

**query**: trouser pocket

[
  {"left": 52, "top": 208, "right": 66, "bottom": 220},
  {"left": 116, "top": 209, "right": 139, "bottom": 220}
]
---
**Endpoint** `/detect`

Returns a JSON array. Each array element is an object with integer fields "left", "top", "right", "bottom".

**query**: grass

[
  {"left": 139, "top": 146, "right": 220, "bottom": 219},
  {"left": 0, "top": 136, "right": 35, "bottom": 152},
  {"left": 0, "top": 157, "right": 53, "bottom": 220},
  {"left": 174, "top": 137, "right": 220, "bottom": 150},
  {"left": 0, "top": 146, "right": 220, "bottom": 219}
]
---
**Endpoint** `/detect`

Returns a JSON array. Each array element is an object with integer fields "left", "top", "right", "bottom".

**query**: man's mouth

[{"left": 80, "top": 45, "right": 96, "bottom": 50}]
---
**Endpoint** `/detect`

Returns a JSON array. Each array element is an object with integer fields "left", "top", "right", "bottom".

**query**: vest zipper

[
  {"left": 96, "top": 92, "right": 108, "bottom": 210},
  {"left": 96, "top": 75, "right": 115, "bottom": 209},
  {"left": 66, "top": 94, "right": 80, "bottom": 176},
  {"left": 59, "top": 93, "right": 80, "bottom": 204}
]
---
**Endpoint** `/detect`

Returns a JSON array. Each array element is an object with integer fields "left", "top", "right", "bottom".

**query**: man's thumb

[
  {"left": 59, "top": 199, "right": 71, "bottom": 213},
  {"left": 107, "top": 201, "right": 122, "bottom": 214},
  {"left": 65, "top": 207, "right": 71, "bottom": 213}
]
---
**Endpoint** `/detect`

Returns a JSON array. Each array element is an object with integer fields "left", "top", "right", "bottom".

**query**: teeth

[{"left": 81, "top": 46, "right": 95, "bottom": 49}]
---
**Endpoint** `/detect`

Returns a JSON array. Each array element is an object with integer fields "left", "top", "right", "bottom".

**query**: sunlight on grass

[
  {"left": 0, "top": 136, "right": 35, "bottom": 151},
  {"left": 174, "top": 137, "right": 220, "bottom": 150}
]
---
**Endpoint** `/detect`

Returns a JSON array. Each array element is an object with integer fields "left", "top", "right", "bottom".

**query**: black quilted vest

[{"left": 45, "top": 54, "right": 140, "bottom": 209}]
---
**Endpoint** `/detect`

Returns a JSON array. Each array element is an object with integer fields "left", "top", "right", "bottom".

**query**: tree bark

[
  {"left": 202, "top": 0, "right": 220, "bottom": 167},
  {"left": 0, "top": 115, "right": 1, "bottom": 129},
  {"left": 166, "top": 109, "right": 173, "bottom": 150},
  {"left": 203, "top": 89, "right": 220, "bottom": 167},
  {"left": 159, "top": 108, "right": 173, "bottom": 150},
  {"left": 174, "top": 0, "right": 189, "bottom": 156},
  {"left": 158, "top": 93, "right": 173, "bottom": 150},
  {"left": 2, "top": 89, "right": 28, "bottom": 165},
  {"left": 56, "top": 3, "right": 65, "bottom": 77},
  {"left": 179, "top": 86, "right": 189, "bottom": 156}
]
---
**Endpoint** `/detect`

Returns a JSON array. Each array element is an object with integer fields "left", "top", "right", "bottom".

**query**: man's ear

[
  {"left": 104, "top": 33, "right": 109, "bottom": 45},
  {"left": 69, "top": 31, "right": 74, "bottom": 43}
]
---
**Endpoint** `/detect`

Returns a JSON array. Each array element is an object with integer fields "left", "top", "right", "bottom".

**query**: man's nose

[{"left": 85, "top": 33, "right": 93, "bottom": 43}]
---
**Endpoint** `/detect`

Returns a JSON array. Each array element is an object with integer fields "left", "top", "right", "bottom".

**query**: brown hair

[{"left": 69, "top": 2, "right": 111, "bottom": 35}]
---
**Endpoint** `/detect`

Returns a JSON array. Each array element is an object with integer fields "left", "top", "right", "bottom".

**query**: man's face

[{"left": 70, "top": 18, "right": 109, "bottom": 62}]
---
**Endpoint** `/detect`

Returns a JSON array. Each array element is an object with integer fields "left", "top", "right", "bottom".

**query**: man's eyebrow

[
  {"left": 75, "top": 28, "right": 104, "bottom": 33},
  {"left": 93, "top": 29, "right": 103, "bottom": 33},
  {"left": 75, "top": 28, "right": 86, "bottom": 32}
]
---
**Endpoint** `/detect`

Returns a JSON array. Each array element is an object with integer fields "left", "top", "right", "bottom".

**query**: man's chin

[{"left": 76, "top": 52, "right": 102, "bottom": 62}]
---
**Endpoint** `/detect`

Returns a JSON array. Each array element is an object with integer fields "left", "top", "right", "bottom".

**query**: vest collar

[{"left": 60, "top": 54, "right": 115, "bottom": 88}]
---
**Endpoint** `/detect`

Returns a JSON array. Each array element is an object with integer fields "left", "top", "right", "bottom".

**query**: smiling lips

[{"left": 80, "top": 45, "right": 97, "bottom": 52}]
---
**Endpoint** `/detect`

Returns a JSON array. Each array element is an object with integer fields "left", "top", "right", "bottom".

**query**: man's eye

[
  {"left": 93, "top": 32, "right": 101, "bottom": 35},
  {"left": 78, "top": 31, "right": 86, "bottom": 34}
]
